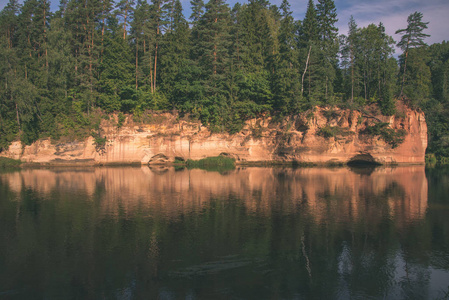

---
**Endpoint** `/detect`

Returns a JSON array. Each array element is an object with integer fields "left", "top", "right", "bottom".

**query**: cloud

[
  {"left": 1, "top": 0, "right": 446, "bottom": 47},
  {"left": 336, "top": 0, "right": 448, "bottom": 46}
]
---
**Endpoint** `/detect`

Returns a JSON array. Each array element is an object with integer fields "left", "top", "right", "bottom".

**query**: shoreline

[{"left": 11, "top": 160, "right": 426, "bottom": 168}]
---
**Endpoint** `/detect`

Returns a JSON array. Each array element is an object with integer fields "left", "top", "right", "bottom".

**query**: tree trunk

[
  {"left": 101, "top": 11, "right": 105, "bottom": 63},
  {"left": 147, "top": 39, "right": 154, "bottom": 93},
  {"left": 43, "top": 0, "right": 48, "bottom": 69},
  {"left": 136, "top": 38, "right": 139, "bottom": 90},
  {"left": 154, "top": 42, "right": 158, "bottom": 92},
  {"left": 325, "top": 76, "right": 328, "bottom": 101},
  {"left": 123, "top": 1, "right": 128, "bottom": 40},
  {"left": 350, "top": 46, "right": 354, "bottom": 103},
  {"left": 301, "top": 45, "right": 312, "bottom": 97},
  {"left": 153, "top": 11, "right": 160, "bottom": 92},
  {"left": 16, "top": 103, "right": 20, "bottom": 129},
  {"left": 213, "top": 17, "right": 217, "bottom": 75},
  {"left": 400, "top": 46, "right": 409, "bottom": 98}
]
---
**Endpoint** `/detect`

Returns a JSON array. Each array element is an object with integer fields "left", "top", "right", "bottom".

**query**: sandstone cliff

[{"left": 0, "top": 104, "right": 427, "bottom": 165}]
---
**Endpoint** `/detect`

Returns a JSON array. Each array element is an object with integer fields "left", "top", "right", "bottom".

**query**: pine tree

[
  {"left": 396, "top": 11, "right": 429, "bottom": 98},
  {"left": 159, "top": 0, "right": 190, "bottom": 97},
  {"left": 150, "top": 0, "right": 171, "bottom": 92},
  {"left": 340, "top": 15, "right": 360, "bottom": 103},
  {"left": 272, "top": 0, "right": 300, "bottom": 112},
  {"left": 0, "top": 0, "right": 21, "bottom": 49},
  {"left": 194, "top": 0, "right": 232, "bottom": 129},
  {"left": 237, "top": 0, "right": 276, "bottom": 73},
  {"left": 131, "top": 0, "right": 150, "bottom": 90},
  {"left": 190, "top": 0, "right": 204, "bottom": 25},
  {"left": 299, "top": 0, "right": 320, "bottom": 101},
  {"left": 316, "top": 0, "right": 338, "bottom": 103},
  {"left": 97, "top": 16, "right": 134, "bottom": 112},
  {"left": 0, "top": 1, "right": 21, "bottom": 147},
  {"left": 116, "top": 0, "right": 135, "bottom": 40}
]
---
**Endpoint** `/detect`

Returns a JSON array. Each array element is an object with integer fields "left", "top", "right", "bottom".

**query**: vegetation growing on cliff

[
  {"left": 361, "top": 122, "right": 407, "bottom": 149},
  {"left": 0, "top": 0, "right": 446, "bottom": 159}
]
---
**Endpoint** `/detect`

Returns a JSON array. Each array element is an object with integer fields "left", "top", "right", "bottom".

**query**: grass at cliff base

[
  {"left": 0, "top": 157, "right": 22, "bottom": 170},
  {"left": 185, "top": 156, "right": 235, "bottom": 172}
]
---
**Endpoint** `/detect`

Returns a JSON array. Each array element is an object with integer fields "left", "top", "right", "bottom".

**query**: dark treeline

[{"left": 0, "top": 0, "right": 448, "bottom": 157}]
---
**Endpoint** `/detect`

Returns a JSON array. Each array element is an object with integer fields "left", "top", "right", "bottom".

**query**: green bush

[
  {"left": 0, "top": 157, "right": 22, "bottom": 168},
  {"left": 440, "top": 156, "right": 449, "bottom": 165},
  {"left": 317, "top": 126, "right": 352, "bottom": 139},
  {"left": 425, "top": 153, "right": 437, "bottom": 165},
  {"left": 117, "top": 113, "right": 126, "bottom": 128},
  {"left": 186, "top": 156, "right": 235, "bottom": 171},
  {"left": 91, "top": 131, "right": 107, "bottom": 153},
  {"left": 362, "top": 122, "right": 407, "bottom": 148}
]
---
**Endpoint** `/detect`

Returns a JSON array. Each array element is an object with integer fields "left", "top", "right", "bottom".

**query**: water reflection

[
  {"left": 3, "top": 166, "right": 428, "bottom": 223},
  {"left": 0, "top": 166, "right": 448, "bottom": 299}
]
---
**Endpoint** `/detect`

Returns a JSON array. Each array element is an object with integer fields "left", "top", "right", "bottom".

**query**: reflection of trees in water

[{"left": 0, "top": 167, "right": 447, "bottom": 299}]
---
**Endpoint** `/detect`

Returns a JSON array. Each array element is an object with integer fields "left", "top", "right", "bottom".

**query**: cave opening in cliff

[{"left": 347, "top": 153, "right": 382, "bottom": 166}]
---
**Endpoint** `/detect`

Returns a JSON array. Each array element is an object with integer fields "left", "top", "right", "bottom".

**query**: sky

[{"left": 1, "top": 0, "right": 448, "bottom": 53}]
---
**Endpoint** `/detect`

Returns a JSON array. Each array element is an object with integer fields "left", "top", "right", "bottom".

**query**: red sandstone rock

[{"left": 0, "top": 105, "right": 427, "bottom": 165}]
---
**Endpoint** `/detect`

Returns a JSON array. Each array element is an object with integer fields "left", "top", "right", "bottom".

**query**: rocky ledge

[{"left": 0, "top": 104, "right": 427, "bottom": 165}]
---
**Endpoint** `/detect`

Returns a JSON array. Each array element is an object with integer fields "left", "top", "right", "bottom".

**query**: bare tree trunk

[
  {"left": 148, "top": 39, "right": 154, "bottom": 93},
  {"left": 43, "top": 0, "right": 48, "bottom": 69},
  {"left": 301, "top": 45, "right": 312, "bottom": 97},
  {"left": 213, "top": 17, "right": 217, "bottom": 75},
  {"left": 325, "top": 76, "right": 328, "bottom": 102},
  {"left": 153, "top": 11, "right": 160, "bottom": 93},
  {"left": 136, "top": 38, "right": 138, "bottom": 90},
  {"left": 350, "top": 46, "right": 354, "bottom": 103},
  {"left": 400, "top": 47, "right": 409, "bottom": 98},
  {"left": 123, "top": 1, "right": 128, "bottom": 40},
  {"left": 101, "top": 8, "right": 105, "bottom": 63},
  {"left": 364, "top": 69, "right": 367, "bottom": 101},
  {"left": 154, "top": 42, "right": 158, "bottom": 92},
  {"left": 16, "top": 103, "right": 20, "bottom": 129}
]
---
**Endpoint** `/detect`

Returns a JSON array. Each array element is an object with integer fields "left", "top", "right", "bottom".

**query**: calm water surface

[{"left": 0, "top": 166, "right": 448, "bottom": 299}]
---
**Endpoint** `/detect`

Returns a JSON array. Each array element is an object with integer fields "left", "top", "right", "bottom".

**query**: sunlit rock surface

[{"left": 1, "top": 104, "right": 427, "bottom": 165}]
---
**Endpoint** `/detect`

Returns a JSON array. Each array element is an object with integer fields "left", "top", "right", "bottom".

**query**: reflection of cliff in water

[{"left": 2, "top": 166, "right": 428, "bottom": 225}]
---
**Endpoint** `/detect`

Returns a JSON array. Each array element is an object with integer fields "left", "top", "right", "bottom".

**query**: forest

[{"left": 0, "top": 0, "right": 448, "bottom": 159}]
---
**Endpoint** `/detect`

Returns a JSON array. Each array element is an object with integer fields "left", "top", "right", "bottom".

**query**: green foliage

[
  {"left": 425, "top": 153, "right": 437, "bottom": 165},
  {"left": 0, "top": 0, "right": 441, "bottom": 152},
  {"left": 186, "top": 156, "right": 235, "bottom": 171},
  {"left": 92, "top": 131, "right": 108, "bottom": 154},
  {"left": 317, "top": 125, "right": 352, "bottom": 139},
  {"left": 0, "top": 157, "right": 22, "bottom": 168},
  {"left": 396, "top": 11, "right": 430, "bottom": 98},
  {"left": 117, "top": 113, "right": 126, "bottom": 128},
  {"left": 362, "top": 122, "right": 407, "bottom": 148},
  {"left": 439, "top": 157, "right": 449, "bottom": 165}
]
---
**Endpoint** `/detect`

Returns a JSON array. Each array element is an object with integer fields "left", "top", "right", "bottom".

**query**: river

[{"left": 0, "top": 166, "right": 448, "bottom": 299}]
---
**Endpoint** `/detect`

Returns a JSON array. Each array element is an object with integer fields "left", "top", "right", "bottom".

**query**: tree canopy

[{"left": 1, "top": 0, "right": 448, "bottom": 160}]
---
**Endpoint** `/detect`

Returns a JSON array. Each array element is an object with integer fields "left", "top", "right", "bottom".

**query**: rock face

[{"left": 1, "top": 105, "right": 427, "bottom": 165}]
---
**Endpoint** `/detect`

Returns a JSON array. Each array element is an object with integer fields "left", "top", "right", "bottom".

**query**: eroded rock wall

[{"left": 1, "top": 105, "right": 427, "bottom": 165}]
